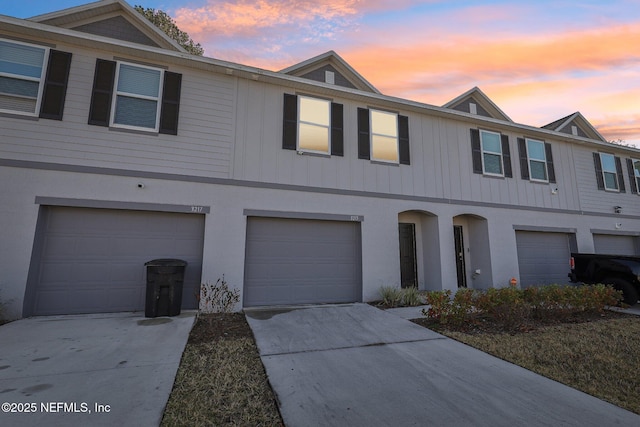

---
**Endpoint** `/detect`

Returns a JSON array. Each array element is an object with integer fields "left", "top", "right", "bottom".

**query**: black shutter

[
  {"left": 545, "top": 143, "right": 556, "bottom": 183},
  {"left": 358, "top": 108, "right": 370, "bottom": 159},
  {"left": 159, "top": 71, "right": 182, "bottom": 135},
  {"left": 470, "top": 129, "right": 482, "bottom": 174},
  {"left": 501, "top": 134, "right": 512, "bottom": 178},
  {"left": 282, "top": 94, "right": 297, "bottom": 150},
  {"left": 330, "top": 102, "right": 343, "bottom": 156},
  {"left": 615, "top": 156, "right": 626, "bottom": 193},
  {"left": 593, "top": 153, "right": 605, "bottom": 190},
  {"left": 517, "top": 138, "right": 529, "bottom": 180},
  {"left": 398, "top": 115, "right": 410, "bottom": 165},
  {"left": 627, "top": 158, "right": 638, "bottom": 194},
  {"left": 88, "top": 59, "right": 116, "bottom": 126},
  {"left": 39, "top": 50, "right": 72, "bottom": 120}
]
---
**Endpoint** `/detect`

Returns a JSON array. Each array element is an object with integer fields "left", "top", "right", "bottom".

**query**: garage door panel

[
  {"left": 593, "top": 234, "right": 637, "bottom": 256},
  {"left": 244, "top": 217, "right": 362, "bottom": 306},
  {"left": 516, "top": 231, "right": 572, "bottom": 287},
  {"left": 30, "top": 207, "right": 204, "bottom": 316}
]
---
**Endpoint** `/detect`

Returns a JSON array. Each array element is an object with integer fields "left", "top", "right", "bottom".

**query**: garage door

[
  {"left": 593, "top": 234, "right": 638, "bottom": 256},
  {"left": 515, "top": 231, "right": 572, "bottom": 287},
  {"left": 29, "top": 206, "right": 204, "bottom": 315},
  {"left": 244, "top": 217, "right": 362, "bottom": 306}
]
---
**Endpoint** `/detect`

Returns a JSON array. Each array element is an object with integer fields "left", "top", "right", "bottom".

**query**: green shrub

[
  {"left": 401, "top": 286, "right": 424, "bottom": 307},
  {"left": 379, "top": 286, "right": 403, "bottom": 308},
  {"left": 422, "top": 284, "right": 623, "bottom": 330}
]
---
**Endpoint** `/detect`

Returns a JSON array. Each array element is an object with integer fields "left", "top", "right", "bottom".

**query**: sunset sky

[{"left": 4, "top": 0, "right": 640, "bottom": 146}]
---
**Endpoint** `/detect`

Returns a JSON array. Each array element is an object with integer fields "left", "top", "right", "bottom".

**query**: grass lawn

[{"left": 161, "top": 309, "right": 640, "bottom": 425}]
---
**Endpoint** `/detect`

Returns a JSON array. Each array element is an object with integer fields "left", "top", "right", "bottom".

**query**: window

[
  {"left": 358, "top": 107, "right": 410, "bottom": 164},
  {"left": 593, "top": 152, "right": 625, "bottom": 192},
  {"left": 470, "top": 129, "right": 512, "bottom": 177},
  {"left": 517, "top": 138, "right": 556, "bottom": 183},
  {"left": 298, "top": 95, "right": 331, "bottom": 154},
  {"left": 626, "top": 158, "right": 640, "bottom": 194},
  {"left": 88, "top": 59, "right": 182, "bottom": 134},
  {"left": 0, "top": 39, "right": 71, "bottom": 119},
  {"left": 282, "top": 93, "right": 343, "bottom": 156}
]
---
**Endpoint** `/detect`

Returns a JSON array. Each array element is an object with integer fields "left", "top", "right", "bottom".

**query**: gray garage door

[
  {"left": 593, "top": 234, "right": 638, "bottom": 256},
  {"left": 244, "top": 217, "right": 362, "bottom": 306},
  {"left": 28, "top": 206, "right": 204, "bottom": 315},
  {"left": 515, "top": 231, "right": 573, "bottom": 287}
]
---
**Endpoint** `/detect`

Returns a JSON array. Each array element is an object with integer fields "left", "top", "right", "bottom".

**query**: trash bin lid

[{"left": 144, "top": 258, "right": 188, "bottom": 267}]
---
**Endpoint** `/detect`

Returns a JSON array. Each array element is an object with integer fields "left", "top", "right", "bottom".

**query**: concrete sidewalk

[
  {"left": 246, "top": 303, "right": 640, "bottom": 427},
  {"left": 0, "top": 312, "right": 195, "bottom": 427}
]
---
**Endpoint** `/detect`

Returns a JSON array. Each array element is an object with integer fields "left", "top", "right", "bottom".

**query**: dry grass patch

[
  {"left": 416, "top": 314, "right": 640, "bottom": 414},
  {"left": 161, "top": 314, "right": 282, "bottom": 426}
]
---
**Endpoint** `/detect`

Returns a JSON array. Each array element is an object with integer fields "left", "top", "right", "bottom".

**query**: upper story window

[
  {"left": 517, "top": 137, "right": 556, "bottom": 183},
  {"left": 470, "top": 129, "right": 512, "bottom": 177},
  {"left": 298, "top": 95, "right": 331, "bottom": 154},
  {"left": 0, "top": 39, "right": 72, "bottom": 120},
  {"left": 89, "top": 59, "right": 182, "bottom": 135},
  {"left": 629, "top": 159, "right": 640, "bottom": 194},
  {"left": 358, "top": 107, "right": 410, "bottom": 165},
  {"left": 282, "top": 93, "right": 343, "bottom": 156},
  {"left": 593, "top": 152, "right": 625, "bottom": 192}
]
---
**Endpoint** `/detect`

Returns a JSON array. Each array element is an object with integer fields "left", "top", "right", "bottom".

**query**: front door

[
  {"left": 399, "top": 223, "right": 417, "bottom": 288},
  {"left": 453, "top": 225, "right": 467, "bottom": 288}
]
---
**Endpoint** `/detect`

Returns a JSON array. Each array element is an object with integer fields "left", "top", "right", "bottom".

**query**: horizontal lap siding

[{"left": 0, "top": 43, "right": 235, "bottom": 178}]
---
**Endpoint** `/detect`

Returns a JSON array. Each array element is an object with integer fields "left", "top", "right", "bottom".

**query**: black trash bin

[{"left": 144, "top": 259, "right": 188, "bottom": 318}]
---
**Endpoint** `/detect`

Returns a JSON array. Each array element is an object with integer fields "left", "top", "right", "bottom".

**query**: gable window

[
  {"left": 470, "top": 129, "right": 512, "bottom": 177},
  {"left": 358, "top": 107, "right": 410, "bottom": 164},
  {"left": 88, "top": 59, "right": 182, "bottom": 134},
  {"left": 0, "top": 39, "right": 72, "bottom": 119},
  {"left": 626, "top": 158, "right": 640, "bottom": 194},
  {"left": 282, "top": 93, "right": 343, "bottom": 156},
  {"left": 593, "top": 152, "right": 625, "bottom": 192},
  {"left": 517, "top": 138, "right": 556, "bottom": 183}
]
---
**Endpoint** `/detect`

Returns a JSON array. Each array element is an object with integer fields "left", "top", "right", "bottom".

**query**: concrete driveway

[
  {"left": 246, "top": 303, "right": 640, "bottom": 427},
  {"left": 0, "top": 312, "right": 195, "bottom": 427}
]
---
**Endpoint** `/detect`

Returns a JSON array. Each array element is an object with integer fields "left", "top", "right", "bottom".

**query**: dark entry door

[
  {"left": 453, "top": 225, "right": 467, "bottom": 288},
  {"left": 399, "top": 223, "right": 417, "bottom": 288}
]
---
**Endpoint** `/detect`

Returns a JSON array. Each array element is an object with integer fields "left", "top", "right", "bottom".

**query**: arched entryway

[
  {"left": 397, "top": 210, "right": 440, "bottom": 291},
  {"left": 452, "top": 214, "right": 492, "bottom": 289}
]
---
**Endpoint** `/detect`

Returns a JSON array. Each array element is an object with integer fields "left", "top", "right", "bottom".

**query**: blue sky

[{"left": 3, "top": 0, "right": 640, "bottom": 144}]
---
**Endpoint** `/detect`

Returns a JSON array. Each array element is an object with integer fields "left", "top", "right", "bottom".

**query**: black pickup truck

[{"left": 569, "top": 253, "right": 640, "bottom": 305}]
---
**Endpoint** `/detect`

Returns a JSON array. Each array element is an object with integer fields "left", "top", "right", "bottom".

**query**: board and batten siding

[
  {"left": 0, "top": 37, "right": 236, "bottom": 179},
  {"left": 231, "top": 80, "right": 585, "bottom": 212}
]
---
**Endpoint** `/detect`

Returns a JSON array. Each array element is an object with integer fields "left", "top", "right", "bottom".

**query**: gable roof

[
  {"left": 442, "top": 87, "right": 513, "bottom": 122},
  {"left": 28, "top": 0, "right": 187, "bottom": 53},
  {"left": 541, "top": 112, "right": 606, "bottom": 142},
  {"left": 280, "top": 51, "right": 380, "bottom": 94}
]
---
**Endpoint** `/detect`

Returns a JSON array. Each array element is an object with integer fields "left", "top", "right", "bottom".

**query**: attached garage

[
  {"left": 243, "top": 216, "right": 362, "bottom": 307},
  {"left": 515, "top": 230, "right": 574, "bottom": 287},
  {"left": 593, "top": 234, "right": 638, "bottom": 256},
  {"left": 26, "top": 206, "right": 205, "bottom": 316}
]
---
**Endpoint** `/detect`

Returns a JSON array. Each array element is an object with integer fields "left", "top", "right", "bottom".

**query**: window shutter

[
  {"left": 282, "top": 93, "right": 297, "bottom": 150},
  {"left": 593, "top": 153, "right": 605, "bottom": 190},
  {"left": 627, "top": 158, "right": 638, "bottom": 194},
  {"left": 615, "top": 156, "right": 626, "bottom": 193},
  {"left": 545, "top": 143, "right": 556, "bottom": 183},
  {"left": 517, "top": 138, "right": 529, "bottom": 180},
  {"left": 501, "top": 134, "right": 512, "bottom": 178},
  {"left": 159, "top": 71, "right": 181, "bottom": 135},
  {"left": 88, "top": 59, "right": 116, "bottom": 126},
  {"left": 398, "top": 115, "right": 410, "bottom": 165},
  {"left": 330, "top": 102, "right": 344, "bottom": 156},
  {"left": 470, "top": 129, "right": 482, "bottom": 174},
  {"left": 39, "top": 50, "right": 72, "bottom": 120},
  {"left": 358, "top": 108, "right": 370, "bottom": 159}
]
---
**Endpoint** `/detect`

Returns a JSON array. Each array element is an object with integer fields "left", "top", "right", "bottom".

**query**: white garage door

[
  {"left": 244, "top": 217, "right": 362, "bottom": 307},
  {"left": 28, "top": 206, "right": 204, "bottom": 315},
  {"left": 515, "top": 231, "right": 573, "bottom": 287},
  {"left": 593, "top": 234, "right": 638, "bottom": 256}
]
